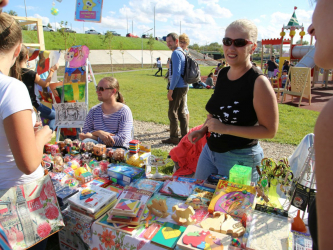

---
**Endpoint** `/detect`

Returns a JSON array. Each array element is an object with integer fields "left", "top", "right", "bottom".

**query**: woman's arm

[
  {"left": 111, "top": 107, "right": 133, "bottom": 147},
  {"left": 314, "top": 98, "right": 333, "bottom": 250},
  {"left": 4, "top": 110, "right": 52, "bottom": 175},
  {"left": 206, "top": 75, "right": 278, "bottom": 139},
  {"left": 35, "top": 63, "right": 59, "bottom": 88}
]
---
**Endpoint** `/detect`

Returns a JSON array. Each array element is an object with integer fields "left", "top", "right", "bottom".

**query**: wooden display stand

[
  {"left": 281, "top": 67, "right": 312, "bottom": 107},
  {"left": 12, "top": 16, "right": 45, "bottom": 50}
]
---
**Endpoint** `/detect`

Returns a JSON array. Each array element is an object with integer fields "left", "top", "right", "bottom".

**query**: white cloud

[
  {"left": 204, "top": 4, "right": 232, "bottom": 18},
  {"left": 198, "top": 0, "right": 219, "bottom": 4},
  {"left": 253, "top": 18, "right": 260, "bottom": 23},
  {"left": 260, "top": 15, "right": 266, "bottom": 19},
  {"left": 16, "top": 5, "right": 38, "bottom": 11},
  {"left": 31, "top": 14, "right": 50, "bottom": 26}
]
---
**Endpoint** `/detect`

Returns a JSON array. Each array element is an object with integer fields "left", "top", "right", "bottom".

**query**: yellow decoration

[
  {"left": 290, "top": 30, "right": 296, "bottom": 37},
  {"left": 74, "top": 167, "right": 87, "bottom": 178},
  {"left": 280, "top": 31, "right": 286, "bottom": 37},
  {"left": 299, "top": 31, "right": 306, "bottom": 37},
  {"left": 126, "top": 153, "right": 144, "bottom": 168},
  {"left": 161, "top": 227, "right": 182, "bottom": 240},
  {"left": 82, "top": 0, "right": 96, "bottom": 11}
]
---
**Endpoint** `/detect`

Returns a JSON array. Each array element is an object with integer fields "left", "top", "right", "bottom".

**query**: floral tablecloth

[{"left": 90, "top": 215, "right": 166, "bottom": 250}]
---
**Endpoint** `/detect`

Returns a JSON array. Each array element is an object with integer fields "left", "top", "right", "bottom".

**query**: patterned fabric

[
  {"left": 82, "top": 104, "right": 133, "bottom": 148},
  {"left": 0, "top": 224, "right": 12, "bottom": 250}
]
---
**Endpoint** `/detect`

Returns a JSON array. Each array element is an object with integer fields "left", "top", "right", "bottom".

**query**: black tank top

[
  {"left": 21, "top": 68, "right": 39, "bottom": 108},
  {"left": 205, "top": 66, "right": 262, "bottom": 153}
]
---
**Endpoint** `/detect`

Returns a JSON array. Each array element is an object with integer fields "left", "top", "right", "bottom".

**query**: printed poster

[{"left": 75, "top": 0, "right": 103, "bottom": 23}]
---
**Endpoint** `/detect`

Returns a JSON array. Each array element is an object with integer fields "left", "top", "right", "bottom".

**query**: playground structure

[{"left": 261, "top": 7, "right": 332, "bottom": 106}]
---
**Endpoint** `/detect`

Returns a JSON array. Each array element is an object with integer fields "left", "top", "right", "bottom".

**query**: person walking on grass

[{"left": 155, "top": 57, "right": 162, "bottom": 76}]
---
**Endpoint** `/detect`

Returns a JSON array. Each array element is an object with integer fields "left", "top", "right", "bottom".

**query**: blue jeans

[
  {"left": 194, "top": 143, "right": 264, "bottom": 183},
  {"left": 37, "top": 103, "right": 55, "bottom": 131}
]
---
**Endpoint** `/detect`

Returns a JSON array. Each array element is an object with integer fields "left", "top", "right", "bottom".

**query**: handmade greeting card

[
  {"left": 151, "top": 222, "right": 186, "bottom": 249},
  {"left": 177, "top": 225, "right": 232, "bottom": 250}
]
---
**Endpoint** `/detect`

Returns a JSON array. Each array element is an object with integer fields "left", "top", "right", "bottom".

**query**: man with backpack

[{"left": 162, "top": 33, "right": 188, "bottom": 145}]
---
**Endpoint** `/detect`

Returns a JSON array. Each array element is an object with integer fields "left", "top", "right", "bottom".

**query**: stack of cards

[{"left": 109, "top": 198, "right": 141, "bottom": 216}]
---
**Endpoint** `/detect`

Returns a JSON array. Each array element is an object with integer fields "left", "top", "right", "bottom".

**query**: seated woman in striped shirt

[{"left": 79, "top": 77, "right": 133, "bottom": 149}]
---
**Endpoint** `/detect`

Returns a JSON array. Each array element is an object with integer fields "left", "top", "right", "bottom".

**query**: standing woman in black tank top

[
  {"left": 188, "top": 19, "right": 278, "bottom": 183},
  {"left": 308, "top": 1, "right": 333, "bottom": 249}
]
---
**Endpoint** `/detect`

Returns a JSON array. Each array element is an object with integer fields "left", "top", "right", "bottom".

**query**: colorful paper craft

[
  {"left": 208, "top": 180, "right": 256, "bottom": 218},
  {"left": 185, "top": 185, "right": 215, "bottom": 209},
  {"left": 151, "top": 222, "right": 186, "bottom": 249},
  {"left": 177, "top": 225, "right": 232, "bottom": 250}
]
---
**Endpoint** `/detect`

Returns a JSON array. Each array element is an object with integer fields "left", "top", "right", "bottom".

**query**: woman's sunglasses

[
  {"left": 222, "top": 37, "right": 253, "bottom": 47},
  {"left": 96, "top": 86, "right": 113, "bottom": 92}
]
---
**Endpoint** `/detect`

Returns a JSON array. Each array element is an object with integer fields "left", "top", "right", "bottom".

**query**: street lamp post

[{"left": 141, "top": 28, "right": 153, "bottom": 68}]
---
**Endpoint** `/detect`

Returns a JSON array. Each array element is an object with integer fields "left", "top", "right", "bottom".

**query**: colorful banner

[{"left": 74, "top": 0, "right": 103, "bottom": 23}]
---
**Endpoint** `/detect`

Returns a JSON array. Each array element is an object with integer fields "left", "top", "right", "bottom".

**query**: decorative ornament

[
  {"left": 280, "top": 31, "right": 286, "bottom": 37},
  {"left": 51, "top": 7, "right": 59, "bottom": 16},
  {"left": 299, "top": 31, "right": 306, "bottom": 37}
]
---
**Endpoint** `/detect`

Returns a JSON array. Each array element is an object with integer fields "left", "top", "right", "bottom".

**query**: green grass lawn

[
  {"left": 22, "top": 31, "right": 169, "bottom": 50},
  {"left": 80, "top": 66, "right": 318, "bottom": 146}
]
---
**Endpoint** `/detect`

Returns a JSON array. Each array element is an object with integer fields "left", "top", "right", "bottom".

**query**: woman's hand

[
  {"left": 188, "top": 130, "right": 205, "bottom": 144},
  {"left": 206, "top": 118, "right": 227, "bottom": 134},
  {"left": 35, "top": 125, "right": 53, "bottom": 145},
  {"left": 34, "top": 122, "right": 42, "bottom": 133},
  {"left": 52, "top": 63, "right": 59, "bottom": 71},
  {"left": 98, "top": 131, "right": 115, "bottom": 146}
]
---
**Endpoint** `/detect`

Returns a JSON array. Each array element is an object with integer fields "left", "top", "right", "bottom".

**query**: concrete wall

[{"left": 55, "top": 50, "right": 172, "bottom": 66}]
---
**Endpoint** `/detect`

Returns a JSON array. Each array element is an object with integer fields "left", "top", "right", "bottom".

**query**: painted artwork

[
  {"left": 36, "top": 50, "right": 51, "bottom": 75},
  {"left": 65, "top": 45, "right": 89, "bottom": 68},
  {"left": 208, "top": 180, "right": 256, "bottom": 218},
  {"left": 177, "top": 225, "right": 232, "bottom": 250},
  {"left": 0, "top": 175, "right": 64, "bottom": 250},
  {"left": 53, "top": 102, "right": 87, "bottom": 127},
  {"left": 75, "top": 0, "right": 104, "bottom": 23}
]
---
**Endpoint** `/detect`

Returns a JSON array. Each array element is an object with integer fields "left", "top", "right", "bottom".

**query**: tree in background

[
  {"left": 296, "top": 40, "right": 310, "bottom": 45},
  {"left": 6, "top": 10, "right": 17, "bottom": 16},
  {"left": 47, "top": 23, "right": 52, "bottom": 28},
  {"left": 147, "top": 34, "right": 155, "bottom": 70},
  {"left": 104, "top": 31, "right": 114, "bottom": 75},
  {"left": 58, "top": 21, "right": 76, "bottom": 51},
  {"left": 119, "top": 41, "right": 125, "bottom": 70}
]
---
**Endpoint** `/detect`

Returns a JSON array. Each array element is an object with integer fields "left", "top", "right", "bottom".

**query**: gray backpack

[{"left": 171, "top": 50, "right": 201, "bottom": 84}]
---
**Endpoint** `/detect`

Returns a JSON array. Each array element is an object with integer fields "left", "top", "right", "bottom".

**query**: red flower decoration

[
  {"left": 37, "top": 222, "right": 51, "bottom": 238},
  {"left": 45, "top": 204, "right": 59, "bottom": 220},
  {"left": 100, "top": 229, "right": 116, "bottom": 248}
]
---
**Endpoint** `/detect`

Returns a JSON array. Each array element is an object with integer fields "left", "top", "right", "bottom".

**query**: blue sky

[{"left": 6, "top": 0, "right": 315, "bottom": 45}]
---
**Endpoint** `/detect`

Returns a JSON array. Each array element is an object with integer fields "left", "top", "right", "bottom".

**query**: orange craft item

[{"left": 291, "top": 210, "right": 307, "bottom": 233}]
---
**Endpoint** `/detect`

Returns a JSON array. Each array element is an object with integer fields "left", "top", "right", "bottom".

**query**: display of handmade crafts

[{"left": 256, "top": 158, "right": 293, "bottom": 208}]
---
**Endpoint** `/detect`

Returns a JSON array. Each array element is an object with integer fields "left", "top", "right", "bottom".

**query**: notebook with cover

[
  {"left": 68, "top": 185, "right": 117, "bottom": 214},
  {"left": 151, "top": 222, "right": 186, "bottom": 249}
]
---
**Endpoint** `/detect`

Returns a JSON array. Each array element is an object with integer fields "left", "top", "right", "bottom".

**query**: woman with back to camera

[
  {"left": 0, "top": 12, "right": 52, "bottom": 250},
  {"left": 10, "top": 44, "right": 58, "bottom": 131},
  {"left": 307, "top": 1, "right": 333, "bottom": 249},
  {"left": 188, "top": 19, "right": 278, "bottom": 183}
]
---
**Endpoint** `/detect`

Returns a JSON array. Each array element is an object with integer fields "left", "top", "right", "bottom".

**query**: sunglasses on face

[
  {"left": 222, "top": 37, "right": 253, "bottom": 47},
  {"left": 96, "top": 86, "right": 113, "bottom": 92}
]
